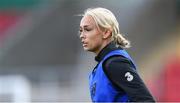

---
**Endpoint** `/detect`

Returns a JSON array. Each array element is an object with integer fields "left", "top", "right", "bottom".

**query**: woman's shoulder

[
  {"left": 102, "top": 55, "right": 136, "bottom": 74},
  {"left": 103, "top": 55, "right": 132, "bottom": 67}
]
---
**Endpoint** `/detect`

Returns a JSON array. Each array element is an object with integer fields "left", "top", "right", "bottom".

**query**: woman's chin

[
  {"left": 83, "top": 47, "right": 89, "bottom": 51},
  {"left": 83, "top": 47, "right": 92, "bottom": 52}
]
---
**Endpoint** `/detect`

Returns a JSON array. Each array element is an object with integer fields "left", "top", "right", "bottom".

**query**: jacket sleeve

[{"left": 103, "top": 56, "right": 155, "bottom": 102}]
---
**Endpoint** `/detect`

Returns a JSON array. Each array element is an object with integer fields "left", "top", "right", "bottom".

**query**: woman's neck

[{"left": 94, "top": 40, "right": 112, "bottom": 56}]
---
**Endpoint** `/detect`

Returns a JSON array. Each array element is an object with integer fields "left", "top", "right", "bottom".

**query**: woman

[{"left": 79, "top": 7, "right": 155, "bottom": 102}]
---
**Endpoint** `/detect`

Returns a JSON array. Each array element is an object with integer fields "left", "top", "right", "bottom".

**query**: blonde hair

[{"left": 83, "top": 7, "right": 130, "bottom": 48}]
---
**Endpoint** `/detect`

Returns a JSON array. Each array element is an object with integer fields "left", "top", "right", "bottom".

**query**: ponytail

[{"left": 113, "top": 33, "right": 130, "bottom": 48}]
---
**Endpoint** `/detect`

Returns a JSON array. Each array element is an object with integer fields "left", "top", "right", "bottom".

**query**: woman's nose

[{"left": 80, "top": 32, "right": 86, "bottom": 39}]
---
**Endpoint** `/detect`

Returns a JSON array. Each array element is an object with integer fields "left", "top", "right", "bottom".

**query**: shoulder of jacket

[{"left": 103, "top": 55, "right": 130, "bottom": 66}]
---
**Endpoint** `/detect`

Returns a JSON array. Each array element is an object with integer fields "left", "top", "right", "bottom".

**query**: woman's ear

[{"left": 103, "top": 29, "right": 112, "bottom": 39}]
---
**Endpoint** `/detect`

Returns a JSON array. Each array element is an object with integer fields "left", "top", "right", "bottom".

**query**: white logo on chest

[{"left": 125, "top": 72, "right": 133, "bottom": 81}]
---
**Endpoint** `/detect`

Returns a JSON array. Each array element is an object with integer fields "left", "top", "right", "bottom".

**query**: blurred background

[{"left": 0, "top": 0, "right": 179, "bottom": 102}]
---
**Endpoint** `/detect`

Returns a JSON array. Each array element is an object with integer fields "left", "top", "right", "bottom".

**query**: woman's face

[{"left": 80, "top": 15, "right": 104, "bottom": 54}]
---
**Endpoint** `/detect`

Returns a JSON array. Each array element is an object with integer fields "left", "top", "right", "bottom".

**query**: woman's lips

[
  {"left": 83, "top": 43, "right": 87, "bottom": 47},
  {"left": 82, "top": 41, "right": 87, "bottom": 47}
]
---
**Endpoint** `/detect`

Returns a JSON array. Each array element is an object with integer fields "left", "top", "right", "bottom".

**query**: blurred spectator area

[
  {"left": 0, "top": 0, "right": 40, "bottom": 39},
  {"left": 0, "top": 0, "right": 179, "bottom": 102}
]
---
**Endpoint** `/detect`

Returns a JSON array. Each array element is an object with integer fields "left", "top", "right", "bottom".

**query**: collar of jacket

[{"left": 95, "top": 41, "right": 123, "bottom": 62}]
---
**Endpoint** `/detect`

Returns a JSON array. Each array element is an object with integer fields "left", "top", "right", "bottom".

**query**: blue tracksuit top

[{"left": 89, "top": 49, "right": 136, "bottom": 102}]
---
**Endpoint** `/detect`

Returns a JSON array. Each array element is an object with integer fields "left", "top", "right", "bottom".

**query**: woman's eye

[
  {"left": 85, "top": 28, "right": 91, "bottom": 31},
  {"left": 78, "top": 29, "right": 82, "bottom": 36},
  {"left": 79, "top": 29, "right": 82, "bottom": 33}
]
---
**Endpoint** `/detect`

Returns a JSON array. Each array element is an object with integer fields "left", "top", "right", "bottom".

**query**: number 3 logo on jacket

[{"left": 125, "top": 72, "right": 133, "bottom": 82}]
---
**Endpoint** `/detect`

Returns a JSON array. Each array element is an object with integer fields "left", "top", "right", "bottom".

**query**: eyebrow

[{"left": 80, "top": 25, "right": 91, "bottom": 28}]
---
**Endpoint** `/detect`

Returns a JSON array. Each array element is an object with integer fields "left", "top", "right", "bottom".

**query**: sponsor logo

[{"left": 125, "top": 72, "right": 133, "bottom": 81}]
